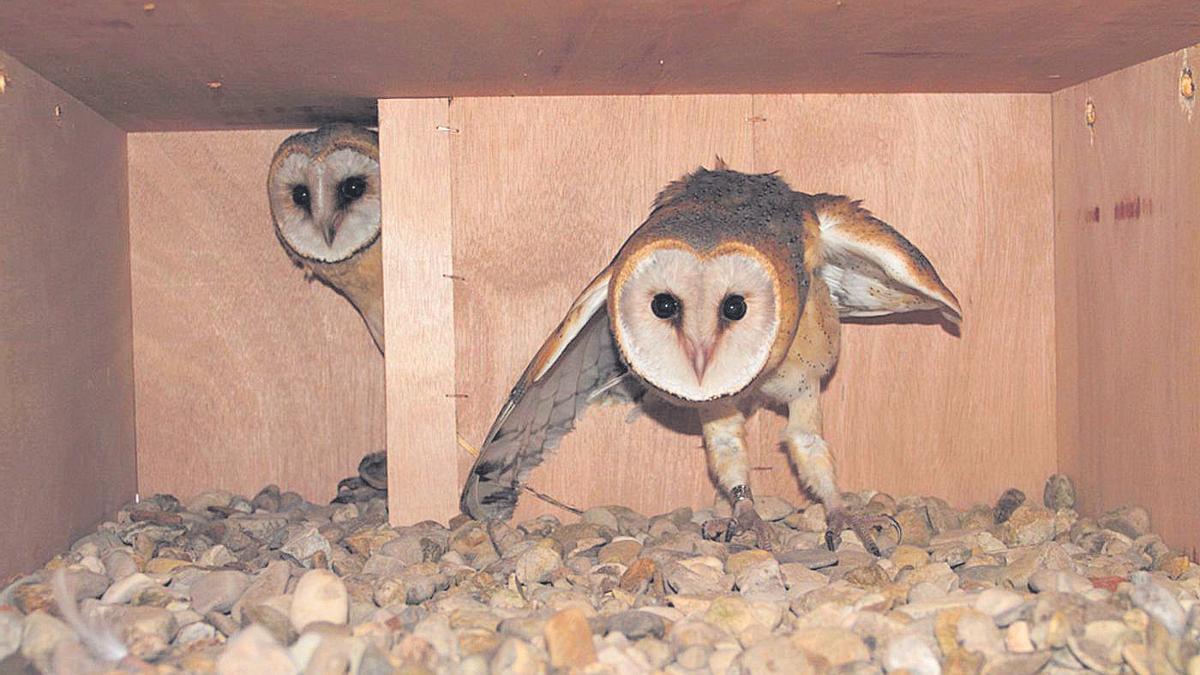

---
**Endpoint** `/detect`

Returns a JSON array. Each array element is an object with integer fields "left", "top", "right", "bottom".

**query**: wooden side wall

[
  {"left": 1054, "top": 48, "right": 1200, "bottom": 558},
  {"left": 382, "top": 94, "right": 1057, "bottom": 523},
  {"left": 128, "top": 131, "right": 386, "bottom": 503},
  {"left": 0, "top": 50, "right": 136, "bottom": 579}
]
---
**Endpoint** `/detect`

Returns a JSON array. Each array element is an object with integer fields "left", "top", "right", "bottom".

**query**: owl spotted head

[
  {"left": 610, "top": 240, "right": 785, "bottom": 403},
  {"left": 267, "top": 123, "right": 380, "bottom": 264}
]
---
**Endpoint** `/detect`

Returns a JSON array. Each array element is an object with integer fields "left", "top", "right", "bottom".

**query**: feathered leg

[
  {"left": 699, "top": 404, "right": 774, "bottom": 549},
  {"left": 785, "top": 390, "right": 899, "bottom": 556}
]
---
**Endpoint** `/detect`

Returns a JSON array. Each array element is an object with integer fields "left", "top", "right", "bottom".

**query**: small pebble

[
  {"left": 515, "top": 543, "right": 562, "bottom": 585},
  {"left": 735, "top": 636, "right": 813, "bottom": 673},
  {"left": 1043, "top": 474, "right": 1076, "bottom": 510},
  {"left": 20, "top": 611, "right": 74, "bottom": 673},
  {"left": 606, "top": 610, "right": 665, "bottom": 640},
  {"left": 883, "top": 634, "right": 941, "bottom": 675},
  {"left": 544, "top": 607, "right": 597, "bottom": 669},
  {"left": 216, "top": 624, "right": 298, "bottom": 675},
  {"left": 290, "top": 569, "right": 348, "bottom": 632},
  {"left": 189, "top": 570, "right": 251, "bottom": 614},
  {"left": 101, "top": 572, "right": 159, "bottom": 604}
]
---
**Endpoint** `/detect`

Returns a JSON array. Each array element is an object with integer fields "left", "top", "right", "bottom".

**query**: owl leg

[
  {"left": 784, "top": 391, "right": 900, "bottom": 556},
  {"left": 698, "top": 404, "right": 775, "bottom": 550}
]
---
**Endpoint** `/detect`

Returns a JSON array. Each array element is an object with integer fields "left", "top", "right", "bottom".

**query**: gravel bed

[{"left": 1, "top": 472, "right": 1197, "bottom": 674}]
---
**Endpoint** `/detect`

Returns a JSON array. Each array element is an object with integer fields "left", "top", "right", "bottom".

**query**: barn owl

[
  {"left": 461, "top": 163, "right": 961, "bottom": 555},
  {"left": 268, "top": 123, "right": 384, "bottom": 353}
]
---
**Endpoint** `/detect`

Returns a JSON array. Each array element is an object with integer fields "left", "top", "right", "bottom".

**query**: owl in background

[{"left": 267, "top": 123, "right": 384, "bottom": 353}]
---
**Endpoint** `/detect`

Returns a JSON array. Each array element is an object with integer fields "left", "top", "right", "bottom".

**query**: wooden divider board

[
  {"left": 381, "top": 94, "right": 1057, "bottom": 522},
  {"left": 448, "top": 96, "right": 757, "bottom": 521},
  {"left": 128, "top": 131, "right": 386, "bottom": 503},
  {"left": 0, "top": 49, "right": 135, "bottom": 579},
  {"left": 1054, "top": 48, "right": 1200, "bottom": 558},
  {"left": 379, "top": 100, "right": 460, "bottom": 524}
]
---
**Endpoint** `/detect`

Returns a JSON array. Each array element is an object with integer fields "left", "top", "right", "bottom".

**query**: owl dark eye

[
  {"left": 651, "top": 293, "right": 680, "bottom": 319},
  {"left": 339, "top": 176, "right": 367, "bottom": 202},
  {"left": 722, "top": 295, "right": 747, "bottom": 321},
  {"left": 291, "top": 185, "right": 310, "bottom": 209}
]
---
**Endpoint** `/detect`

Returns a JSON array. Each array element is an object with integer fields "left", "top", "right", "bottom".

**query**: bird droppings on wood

[{"left": 1, "top": 473, "right": 1197, "bottom": 673}]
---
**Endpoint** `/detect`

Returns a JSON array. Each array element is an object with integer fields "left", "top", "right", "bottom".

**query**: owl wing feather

[
  {"left": 460, "top": 269, "right": 642, "bottom": 520},
  {"left": 810, "top": 194, "right": 962, "bottom": 323}
]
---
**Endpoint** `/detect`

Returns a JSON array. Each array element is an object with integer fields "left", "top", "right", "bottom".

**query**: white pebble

[
  {"left": 882, "top": 634, "right": 940, "bottom": 675},
  {"left": 101, "top": 573, "right": 158, "bottom": 604},
  {"left": 289, "top": 570, "right": 348, "bottom": 632}
]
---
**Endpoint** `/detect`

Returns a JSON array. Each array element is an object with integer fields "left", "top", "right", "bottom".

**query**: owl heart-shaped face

[
  {"left": 267, "top": 126, "right": 381, "bottom": 264},
  {"left": 610, "top": 241, "right": 784, "bottom": 403}
]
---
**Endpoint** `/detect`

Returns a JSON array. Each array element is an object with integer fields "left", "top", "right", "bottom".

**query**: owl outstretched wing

[
  {"left": 809, "top": 194, "right": 962, "bottom": 323},
  {"left": 460, "top": 269, "right": 643, "bottom": 520}
]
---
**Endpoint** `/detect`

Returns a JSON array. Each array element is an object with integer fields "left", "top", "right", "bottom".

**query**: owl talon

[
  {"left": 701, "top": 517, "right": 736, "bottom": 542},
  {"left": 825, "top": 509, "right": 901, "bottom": 557},
  {"left": 702, "top": 502, "right": 774, "bottom": 550},
  {"left": 357, "top": 451, "right": 388, "bottom": 491}
]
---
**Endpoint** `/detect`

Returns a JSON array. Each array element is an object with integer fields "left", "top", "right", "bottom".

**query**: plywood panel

[
  {"left": 0, "top": 50, "right": 135, "bottom": 579},
  {"left": 129, "top": 131, "right": 386, "bottom": 503},
  {"left": 378, "top": 99, "right": 459, "bottom": 524},
  {"left": 2, "top": 1, "right": 1198, "bottom": 129},
  {"left": 433, "top": 94, "right": 1056, "bottom": 521},
  {"left": 449, "top": 96, "right": 756, "bottom": 521},
  {"left": 753, "top": 95, "right": 1057, "bottom": 508},
  {"left": 1054, "top": 48, "right": 1200, "bottom": 558}
]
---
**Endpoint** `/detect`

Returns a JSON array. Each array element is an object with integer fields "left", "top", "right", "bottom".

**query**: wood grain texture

[
  {"left": 128, "top": 131, "right": 385, "bottom": 504},
  {"left": 430, "top": 94, "right": 1055, "bottom": 521},
  {"left": 0, "top": 49, "right": 135, "bottom": 579},
  {"left": 1, "top": 1, "right": 1198, "bottom": 129},
  {"left": 449, "top": 96, "right": 756, "bottom": 521},
  {"left": 378, "top": 99, "right": 460, "bottom": 524},
  {"left": 1054, "top": 48, "right": 1200, "bottom": 558},
  {"left": 753, "top": 95, "right": 1057, "bottom": 508}
]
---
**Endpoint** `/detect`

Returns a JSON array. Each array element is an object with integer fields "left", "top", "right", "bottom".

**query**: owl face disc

[
  {"left": 268, "top": 125, "right": 380, "bottom": 264},
  {"left": 611, "top": 241, "right": 782, "bottom": 403}
]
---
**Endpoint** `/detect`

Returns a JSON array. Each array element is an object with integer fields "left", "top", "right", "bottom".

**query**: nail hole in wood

[
  {"left": 1084, "top": 99, "right": 1097, "bottom": 128},
  {"left": 1181, "top": 66, "right": 1195, "bottom": 101}
]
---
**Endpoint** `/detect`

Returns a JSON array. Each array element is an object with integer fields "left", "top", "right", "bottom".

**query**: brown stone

[
  {"left": 619, "top": 558, "right": 656, "bottom": 595},
  {"left": 543, "top": 607, "right": 597, "bottom": 669}
]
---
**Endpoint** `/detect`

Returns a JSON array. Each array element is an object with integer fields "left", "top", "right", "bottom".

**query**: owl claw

[
  {"left": 357, "top": 451, "right": 388, "bottom": 491},
  {"left": 702, "top": 501, "right": 775, "bottom": 550},
  {"left": 825, "top": 508, "right": 902, "bottom": 557}
]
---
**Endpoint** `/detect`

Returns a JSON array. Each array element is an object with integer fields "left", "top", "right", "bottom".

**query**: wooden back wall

[
  {"left": 1054, "top": 47, "right": 1200, "bottom": 559},
  {"left": 128, "top": 131, "right": 387, "bottom": 503},
  {"left": 382, "top": 94, "right": 1057, "bottom": 523}
]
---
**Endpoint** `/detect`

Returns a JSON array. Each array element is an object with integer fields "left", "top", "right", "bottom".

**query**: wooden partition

[
  {"left": 0, "top": 50, "right": 135, "bottom": 579},
  {"left": 382, "top": 94, "right": 1057, "bottom": 523},
  {"left": 1054, "top": 47, "right": 1200, "bottom": 558},
  {"left": 128, "top": 131, "right": 386, "bottom": 503}
]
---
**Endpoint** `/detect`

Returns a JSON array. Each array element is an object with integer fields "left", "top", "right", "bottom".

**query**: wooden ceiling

[{"left": 1, "top": 0, "right": 1198, "bottom": 131}]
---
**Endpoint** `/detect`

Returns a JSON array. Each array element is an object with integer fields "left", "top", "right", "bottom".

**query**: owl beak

[
  {"left": 683, "top": 336, "right": 715, "bottom": 383},
  {"left": 321, "top": 214, "right": 343, "bottom": 246}
]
